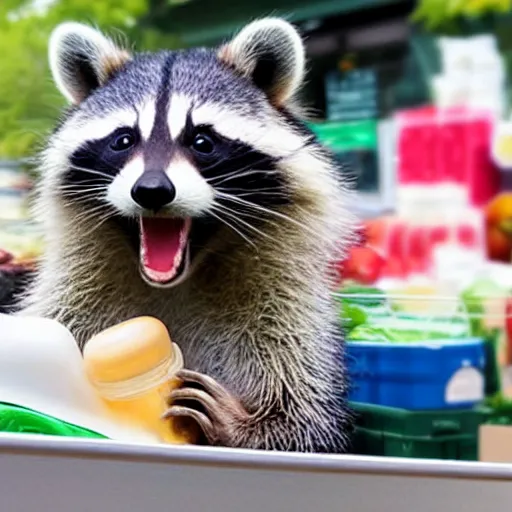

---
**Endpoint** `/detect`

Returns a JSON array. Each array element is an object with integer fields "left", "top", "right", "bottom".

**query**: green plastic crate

[
  {"left": 351, "top": 402, "right": 491, "bottom": 461},
  {"left": 353, "top": 427, "right": 479, "bottom": 460}
]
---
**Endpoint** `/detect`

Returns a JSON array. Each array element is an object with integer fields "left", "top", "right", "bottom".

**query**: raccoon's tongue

[{"left": 139, "top": 217, "right": 190, "bottom": 283}]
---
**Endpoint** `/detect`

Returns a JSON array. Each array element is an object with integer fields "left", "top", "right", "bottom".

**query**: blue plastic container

[{"left": 346, "top": 338, "right": 486, "bottom": 410}]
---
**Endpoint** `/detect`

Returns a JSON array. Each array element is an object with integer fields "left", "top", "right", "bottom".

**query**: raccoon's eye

[
  {"left": 191, "top": 133, "right": 215, "bottom": 155},
  {"left": 110, "top": 130, "right": 137, "bottom": 152}
]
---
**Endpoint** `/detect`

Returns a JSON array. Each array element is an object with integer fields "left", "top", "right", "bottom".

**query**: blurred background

[
  {"left": 2, "top": 1, "right": 512, "bottom": 285},
  {"left": 3, "top": 0, "right": 512, "bottom": 461}
]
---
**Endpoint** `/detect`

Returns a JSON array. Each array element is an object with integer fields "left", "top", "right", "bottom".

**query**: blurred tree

[
  {"left": 412, "top": 0, "right": 512, "bottom": 32},
  {"left": 0, "top": 0, "right": 180, "bottom": 159}
]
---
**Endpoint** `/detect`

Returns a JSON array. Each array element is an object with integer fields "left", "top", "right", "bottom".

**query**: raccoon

[{"left": 20, "top": 18, "right": 356, "bottom": 452}]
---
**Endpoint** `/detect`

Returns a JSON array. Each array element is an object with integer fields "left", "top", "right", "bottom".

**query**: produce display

[
  {"left": 339, "top": 276, "right": 512, "bottom": 459},
  {"left": 0, "top": 221, "right": 43, "bottom": 271},
  {"left": 0, "top": 163, "right": 43, "bottom": 312},
  {"left": 338, "top": 285, "right": 471, "bottom": 343},
  {"left": 485, "top": 192, "right": 512, "bottom": 262}
]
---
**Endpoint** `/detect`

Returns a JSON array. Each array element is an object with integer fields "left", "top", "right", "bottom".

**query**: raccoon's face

[{"left": 45, "top": 19, "right": 311, "bottom": 288}]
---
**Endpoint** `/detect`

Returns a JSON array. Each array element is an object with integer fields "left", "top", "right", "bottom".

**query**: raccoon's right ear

[
  {"left": 218, "top": 18, "right": 306, "bottom": 107},
  {"left": 49, "top": 22, "right": 132, "bottom": 104}
]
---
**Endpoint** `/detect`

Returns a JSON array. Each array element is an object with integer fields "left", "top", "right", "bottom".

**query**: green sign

[
  {"left": 309, "top": 119, "right": 380, "bottom": 194},
  {"left": 310, "top": 119, "right": 378, "bottom": 151}
]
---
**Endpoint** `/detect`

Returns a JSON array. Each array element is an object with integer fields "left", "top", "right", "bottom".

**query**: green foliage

[
  {"left": 413, "top": 0, "right": 512, "bottom": 32},
  {"left": 0, "top": 0, "right": 179, "bottom": 159}
]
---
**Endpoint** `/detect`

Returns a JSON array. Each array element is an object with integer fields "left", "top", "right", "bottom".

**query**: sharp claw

[
  {"left": 168, "top": 388, "right": 223, "bottom": 423},
  {"left": 176, "top": 370, "right": 229, "bottom": 400},
  {"left": 168, "top": 371, "right": 248, "bottom": 447},
  {"left": 163, "top": 406, "right": 215, "bottom": 442}
]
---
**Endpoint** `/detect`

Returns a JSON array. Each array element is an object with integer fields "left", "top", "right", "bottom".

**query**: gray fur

[
  {"left": 81, "top": 49, "right": 268, "bottom": 116},
  {"left": 20, "top": 19, "right": 356, "bottom": 453}
]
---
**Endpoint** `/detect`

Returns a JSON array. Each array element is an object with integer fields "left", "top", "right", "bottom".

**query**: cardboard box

[{"left": 480, "top": 425, "right": 512, "bottom": 462}]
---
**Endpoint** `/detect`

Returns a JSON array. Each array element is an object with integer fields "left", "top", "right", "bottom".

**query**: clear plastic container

[
  {"left": 337, "top": 290, "right": 509, "bottom": 409},
  {"left": 83, "top": 317, "right": 199, "bottom": 445}
]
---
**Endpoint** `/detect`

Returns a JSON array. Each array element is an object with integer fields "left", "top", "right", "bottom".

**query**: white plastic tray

[{"left": 1, "top": 433, "right": 512, "bottom": 511}]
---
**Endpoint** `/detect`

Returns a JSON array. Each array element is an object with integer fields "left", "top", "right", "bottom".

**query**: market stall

[{"left": 3, "top": 1, "right": 512, "bottom": 510}]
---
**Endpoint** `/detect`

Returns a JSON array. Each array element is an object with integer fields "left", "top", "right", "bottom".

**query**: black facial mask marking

[
  {"left": 62, "top": 49, "right": 296, "bottom": 273},
  {"left": 67, "top": 127, "right": 139, "bottom": 187},
  {"left": 180, "top": 111, "right": 291, "bottom": 212}
]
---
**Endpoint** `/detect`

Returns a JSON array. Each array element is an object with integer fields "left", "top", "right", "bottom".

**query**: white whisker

[
  {"left": 65, "top": 203, "right": 112, "bottom": 226},
  {"left": 209, "top": 205, "right": 257, "bottom": 249},
  {"left": 60, "top": 186, "right": 108, "bottom": 197},
  {"left": 68, "top": 164, "right": 114, "bottom": 181},
  {"left": 218, "top": 202, "right": 281, "bottom": 230},
  {"left": 215, "top": 191, "right": 317, "bottom": 237},
  {"left": 74, "top": 211, "right": 117, "bottom": 239},
  {"left": 215, "top": 187, "right": 288, "bottom": 198},
  {"left": 214, "top": 202, "right": 276, "bottom": 243},
  {"left": 58, "top": 183, "right": 107, "bottom": 190},
  {"left": 208, "top": 169, "right": 279, "bottom": 187},
  {"left": 200, "top": 151, "right": 271, "bottom": 175}
]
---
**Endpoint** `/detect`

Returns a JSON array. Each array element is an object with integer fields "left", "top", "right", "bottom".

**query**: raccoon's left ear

[
  {"left": 49, "top": 22, "right": 132, "bottom": 104},
  {"left": 218, "top": 18, "right": 306, "bottom": 107}
]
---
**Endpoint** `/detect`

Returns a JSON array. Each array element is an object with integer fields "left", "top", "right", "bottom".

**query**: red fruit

[
  {"left": 485, "top": 193, "right": 512, "bottom": 261},
  {"left": 0, "top": 262, "right": 27, "bottom": 274},
  {"left": 486, "top": 225, "right": 512, "bottom": 262},
  {"left": 341, "top": 246, "right": 385, "bottom": 285},
  {"left": 457, "top": 224, "right": 478, "bottom": 248},
  {"left": 0, "top": 250, "right": 13, "bottom": 265},
  {"left": 486, "top": 193, "right": 512, "bottom": 227},
  {"left": 364, "top": 218, "right": 388, "bottom": 249},
  {"left": 506, "top": 298, "right": 512, "bottom": 365},
  {"left": 430, "top": 225, "right": 449, "bottom": 246},
  {"left": 407, "top": 226, "right": 430, "bottom": 261},
  {"left": 387, "top": 222, "right": 407, "bottom": 260},
  {"left": 408, "top": 257, "right": 429, "bottom": 275},
  {"left": 381, "top": 256, "right": 407, "bottom": 278}
]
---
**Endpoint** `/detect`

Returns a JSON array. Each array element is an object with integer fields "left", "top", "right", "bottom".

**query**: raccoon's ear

[
  {"left": 218, "top": 18, "right": 305, "bottom": 107},
  {"left": 49, "top": 22, "right": 132, "bottom": 104}
]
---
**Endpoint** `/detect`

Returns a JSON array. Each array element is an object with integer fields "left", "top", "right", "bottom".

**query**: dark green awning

[{"left": 149, "top": 0, "right": 408, "bottom": 47}]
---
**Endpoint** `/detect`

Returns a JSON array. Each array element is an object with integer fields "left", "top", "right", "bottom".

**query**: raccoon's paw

[{"left": 164, "top": 369, "right": 249, "bottom": 447}]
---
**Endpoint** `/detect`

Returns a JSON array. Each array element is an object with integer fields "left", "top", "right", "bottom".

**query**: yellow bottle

[{"left": 83, "top": 316, "right": 197, "bottom": 444}]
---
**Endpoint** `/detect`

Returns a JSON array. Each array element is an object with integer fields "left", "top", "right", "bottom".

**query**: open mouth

[{"left": 139, "top": 217, "right": 191, "bottom": 287}]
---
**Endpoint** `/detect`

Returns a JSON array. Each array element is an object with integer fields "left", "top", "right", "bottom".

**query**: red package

[
  {"left": 405, "top": 224, "right": 432, "bottom": 274},
  {"left": 430, "top": 225, "right": 450, "bottom": 246},
  {"left": 466, "top": 117, "right": 499, "bottom": 207},
  {"left": 437, "top": 118, "right": 468, "bottom": 184}
]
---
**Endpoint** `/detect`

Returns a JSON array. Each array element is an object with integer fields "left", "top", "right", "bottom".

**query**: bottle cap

[{"left": 83, "top": 317, "right": 182, "bottom": 397}]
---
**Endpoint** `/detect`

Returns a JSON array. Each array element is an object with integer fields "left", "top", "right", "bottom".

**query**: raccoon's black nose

[{"left": 131, "top": 171, "right": 176, "bottom": 211}]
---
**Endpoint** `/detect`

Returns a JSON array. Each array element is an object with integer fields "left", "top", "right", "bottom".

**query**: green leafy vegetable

[
  {"left": 340, "top": 303, "right": 368, "bottom": 331},
  {"left": 347, "top": 324, "right": 468, "bottom": 343}
]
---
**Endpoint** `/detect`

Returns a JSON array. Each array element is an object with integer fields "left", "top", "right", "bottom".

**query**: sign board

[
  {"left": 311, "top": 119, "right": 380, "bottom": 194},
  {"left": 325, "top": 68, "right": 379, "bottom": 122}
]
